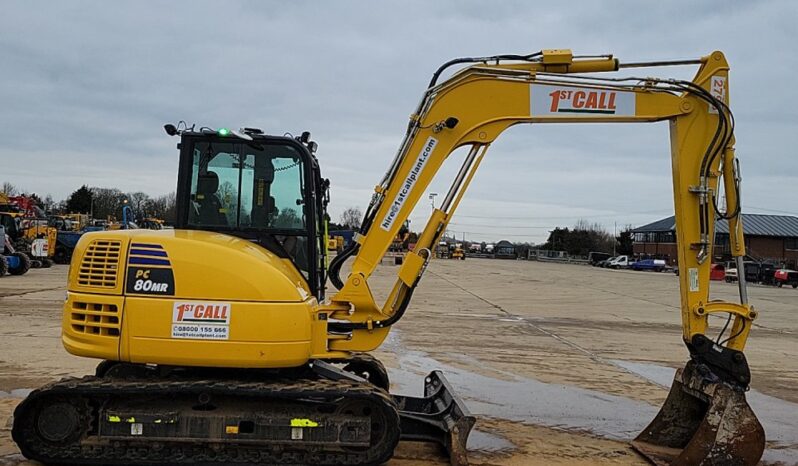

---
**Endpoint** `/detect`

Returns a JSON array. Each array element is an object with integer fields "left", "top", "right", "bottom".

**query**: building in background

[
  {"left": 633, "top": 214, "right": 798, "bottom": 267},
  {"left": 494, "top": 240, "right": 517, "bottom": 260}
]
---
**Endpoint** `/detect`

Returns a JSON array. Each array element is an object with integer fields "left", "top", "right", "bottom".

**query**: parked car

[
  {"left": 630, "top": 259, "right": 667, "bottom": 272},
  {"left": 597, "top": 256, "right": 616, "bottom": 268},
  {"left": 607, "top": 255, "right": 630, "bottom": 269},
  {"left": 589, "top": 252, "right": 612, "bottom": 266},
  {"left": 774, "top": 269, "right": 798, "bottom": 288}
]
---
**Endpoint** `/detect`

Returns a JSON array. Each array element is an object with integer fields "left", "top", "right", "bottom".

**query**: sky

[{"left": 1, "top": 0, "right": 796, "bottom": 243}]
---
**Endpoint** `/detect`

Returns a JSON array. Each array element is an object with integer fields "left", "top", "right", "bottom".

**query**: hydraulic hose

[
  {"left": 428, "top": 52, "right": 543, "bottom": 88},
  {"left": 327, "top": 284, "right": 416, "bottom": 333},
  {"left": 328, "top": 242, "right": 359, "bottom": 290}
]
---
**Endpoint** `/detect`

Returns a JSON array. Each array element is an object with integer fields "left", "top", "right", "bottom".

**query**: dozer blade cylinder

[
  {"left": 393, "top": 370, "right": 476, "bottom": 466},
  {"left": 632, "top": 361, "right": 765, "bottom": 465}
]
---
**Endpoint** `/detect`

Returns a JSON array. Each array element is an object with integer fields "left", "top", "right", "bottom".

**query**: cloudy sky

[{"left": 1, "top": 0, "right": 795, "bottom": 243}]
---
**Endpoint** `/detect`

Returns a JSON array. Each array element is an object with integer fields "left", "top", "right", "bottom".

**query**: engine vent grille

[
  {"left": 78, "top": 240, "right": 122, "bottom": 288},
  {"left": 70, "top": 302, "right": 120, "bottom": 337}
]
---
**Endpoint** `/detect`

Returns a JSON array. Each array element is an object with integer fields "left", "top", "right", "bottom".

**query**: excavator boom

[{"left": 323, "top": 49, "right": 764, "bottom": 465}]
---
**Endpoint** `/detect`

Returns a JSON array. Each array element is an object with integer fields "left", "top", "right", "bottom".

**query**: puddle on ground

[
  {"left": 466, "top": 428, "right": 515, "bottom": 453},
  {"left": 390, "top": 350, "right": 658, "bottom": 441},
  {"left": 384, "top": 332, "right": 798, "bottom": 463}
]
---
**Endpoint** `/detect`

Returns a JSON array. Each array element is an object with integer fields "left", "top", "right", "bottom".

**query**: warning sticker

[
  {"left": 171, "top": 301, "right": 231, "bottom": 340},
  {"left": 689, "top": 268, "right": 699, "bottom": 292}
]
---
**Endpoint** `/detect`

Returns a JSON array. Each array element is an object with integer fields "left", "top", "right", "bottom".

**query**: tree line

[
  {"left": 326, "top": 208, "right": 635, "bottom": 258},
  {"left": 5, "top": 183, "right": 637, "bottom": 253},
  {"left": 539, "top": 219, "right": 634, "bottom": 257},
  {"left": 327, "top": 209, "right": 635, "bottom": 258},
  {"left": 2, "top": 181, "right": 176, "bottom": 223}
]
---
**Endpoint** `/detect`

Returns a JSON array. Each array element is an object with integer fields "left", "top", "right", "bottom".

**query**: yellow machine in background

[
  {"left": 14, "top": 50, "right": 764, "bottom": 466},
  {"left": 0, "top": 208, "right": 57, "bottom": 268},
  {"left": 21, "top": 219, "right": 57, "bottom": 267},
  {"left": 327, "top": 235, "right": 344, "bottom": 252},
  {"left": 49, "top": 213, "right": 91, "bottom": 232},
  {"left": 140, "top": 217, "right": 166, "bottom": 230}
]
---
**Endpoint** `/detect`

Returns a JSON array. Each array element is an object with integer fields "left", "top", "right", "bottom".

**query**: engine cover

[{"left": 63, "top": 229, "right": 317, "bottom": 368}]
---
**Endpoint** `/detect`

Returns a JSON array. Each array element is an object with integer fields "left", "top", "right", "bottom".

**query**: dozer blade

[
  {"left": 393, "top": 370, "right": 476, "bottom": 466},
  {"left": 632, "top": 361, "right": 765, "bottom": 465}
]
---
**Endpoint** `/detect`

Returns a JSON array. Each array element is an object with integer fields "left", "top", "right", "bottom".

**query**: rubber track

[{"left": 13, "top": 375, "right": 400, "bottom": 466}]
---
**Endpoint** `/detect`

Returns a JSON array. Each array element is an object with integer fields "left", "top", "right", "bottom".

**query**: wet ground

[{"left": 1, "top": 260, "right": 797, "bottom": 465}]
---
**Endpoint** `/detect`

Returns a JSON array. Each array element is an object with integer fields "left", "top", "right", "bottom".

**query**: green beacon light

[{"left": 218, "top": 128, "right": 231, "bottom": 136}]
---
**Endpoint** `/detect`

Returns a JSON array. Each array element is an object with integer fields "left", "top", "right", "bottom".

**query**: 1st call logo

[{"left": 126, "top": 267, "right": 175, "bottom": 295}]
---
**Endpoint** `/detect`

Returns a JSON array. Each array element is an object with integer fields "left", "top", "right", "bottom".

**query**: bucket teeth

[{"left": 632, "top": 362, "right": 764, "bottom": 466}]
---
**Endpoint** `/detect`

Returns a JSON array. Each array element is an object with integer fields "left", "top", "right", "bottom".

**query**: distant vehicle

[
  {"left": 709, "top": 263, "right": 726, "bottom": 281},
  {"left": 0, "top": 225, "right": 31, "bottom": 276},
  {"left": 725, "top": 261, "right": 769, "bottom": 284},
  {"left": 588, "top": 252, "right": 612, "bottom": 266},
  {"left": 757, "top": 263, "right": 777, "bottom": 286},
  {"left": 607, "top": 255, "right": 630, "bottom": 269},
  {"left": 630, "top": 259, "right": 667, "bottom": 272},
  {"left": 329, "top": 229, "right": 355, "bottom": 248},
  {"left": 436, "top": 242, "right": 450, "bottom": 259},
  {"left": 774, "top": 269, "right": 798, "bottom": 288},
  {"left": 598, "top": 256, "right": 617, "bottom": 268},
  {"left": 327, "top": 235, "right": 345, "bottom": 253}
]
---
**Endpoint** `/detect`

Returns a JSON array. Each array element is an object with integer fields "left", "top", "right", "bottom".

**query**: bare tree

[
  {"left": 147, "top": 192, "right": 177, "bottom": 224},
  {"left": 126, "top": 191, "right": 150, "bottom": 218},
  {"left": 1, "top": 182, "right": 18, "bottom": 196},
  {"left": 43, "top": 194, "right": 55, "bottom": 212},
  {"left": 339, "top": 207, "right": 362, "bottom": 229}
]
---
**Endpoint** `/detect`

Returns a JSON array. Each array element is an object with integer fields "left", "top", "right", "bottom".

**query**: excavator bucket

[
  {"left": 393, "top": 370, "right": 476, "bottom": 466},
  {"left": 632, "top": 362, "right": 765, "bottom": 465}
]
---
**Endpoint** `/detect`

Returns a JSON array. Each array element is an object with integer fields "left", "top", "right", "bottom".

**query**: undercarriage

[{"left": 13, "top": 355, "right": 474, "bottom": 466}]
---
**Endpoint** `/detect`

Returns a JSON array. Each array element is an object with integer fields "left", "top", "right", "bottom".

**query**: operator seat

[{"left": 195, "top": 171, "right": 228, "bottom": 226}]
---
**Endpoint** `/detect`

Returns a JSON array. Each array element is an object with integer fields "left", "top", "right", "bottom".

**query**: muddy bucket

[
  {"left": 632, "top": 361, "right": 765, "bottom": 465},
  {"left": 393, "top": 370, "right": 476, "bottom": 466}
]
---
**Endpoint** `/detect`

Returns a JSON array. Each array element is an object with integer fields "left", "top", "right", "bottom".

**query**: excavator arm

[{"left": 320, "top": 49, "right": 764, "bottom": 465}]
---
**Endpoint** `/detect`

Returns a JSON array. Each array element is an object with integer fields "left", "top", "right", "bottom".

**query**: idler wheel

[{"left": 36, "top": 402, "right": 81, "bottom": 443}]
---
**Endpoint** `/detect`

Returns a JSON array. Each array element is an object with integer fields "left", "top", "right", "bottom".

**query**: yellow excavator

[
  {"left": 0, "top": 195, "right": 58, "bottom": 269},
  {"left": 14, "top": 49, "right": 764, "bottom": 465}
]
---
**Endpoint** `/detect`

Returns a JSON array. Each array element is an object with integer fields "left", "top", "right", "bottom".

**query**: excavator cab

[{"left": 174, "top": 127, "right": 330, "bottom": 299}]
